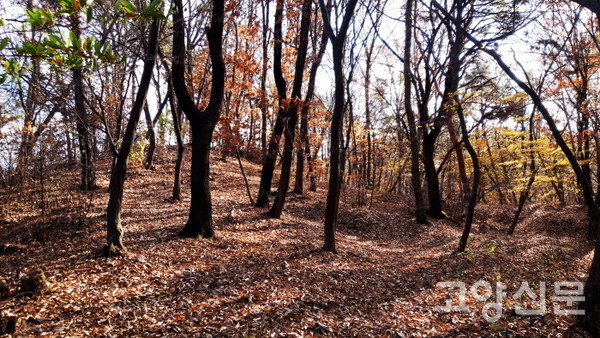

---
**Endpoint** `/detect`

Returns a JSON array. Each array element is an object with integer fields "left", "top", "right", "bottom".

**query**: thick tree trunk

[
  {"left": 172, "top": 0, "right": 225, "bottom": 238},
  {"left": 104, "top": 18, "right": 160, "bottom": 256},
  {"left": 179, "top": 127, "right": 214, "bottom": 237},
  {"left": 423, "top": 135, "right": 445, "bottom": 218}
]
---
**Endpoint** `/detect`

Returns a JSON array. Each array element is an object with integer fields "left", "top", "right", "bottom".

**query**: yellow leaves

[{"left": 500, "top": 92, "right": 527, "bottom": 104}]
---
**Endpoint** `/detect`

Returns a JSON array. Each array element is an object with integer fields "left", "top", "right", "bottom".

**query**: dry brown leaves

[{"left": 0, "top": 146, "right": 593, "bottom": 336}]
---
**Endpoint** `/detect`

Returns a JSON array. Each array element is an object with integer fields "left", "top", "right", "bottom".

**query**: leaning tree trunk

[
  {"left": 255, "top": 0, "right": 287, "bottom": 208},
  {"left": 267, "top": 0, "right": 312, "bottom": 218},
  {"left": 104, "top": 17, "right": 160, "bottom": 257},
  {"left": 172, "top": 0, "right": 225, "bottom": 238},
  {"left": 456, "top": 103, "right": 480, "bottom": 253}
]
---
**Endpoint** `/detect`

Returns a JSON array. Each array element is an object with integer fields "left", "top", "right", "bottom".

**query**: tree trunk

[
  {"left": 260, "top": 0, "right": 270, "bottom": 153},
  {"left": 268, "top": 0, "right": 312, "bottom": 218},
  {"left": 422, "top": 135, "right": 445, "bottom": 218},
  {"left": 168, "top": 82, "right": 184, "bottom": 201},
  {"left": 255, "top": 0, "right": 287, "bottom": 208},
  {"left": 319, "top": 0, "right": 358, "bottom": 253},
  {"left": 404, "top": 0, "right": 427, "bottom": 224},
  {"left": 172, "top": 0, "right": 225, "bottom": 238},
  {"left": 179, "top": 127, "right": 214, "bottom": 237},
  {"left": 71, "top": 15, "right": 97, "bottom": 191},
  {"left": 144, "top": 105, "right": 156, "bottom": 170},
  {"left": 104, "top": 18, "right": 160, "bottom": 256},
  {"left": 456, "top": 102, "right": 480, "bottom": 252},
  {"left": 447, "top": 116, "right": 469, "bottom": 202},
  {"left": 293, "top": 8, "right": 328, "bottom": 194}
]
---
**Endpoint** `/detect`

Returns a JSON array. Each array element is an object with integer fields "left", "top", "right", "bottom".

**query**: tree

[
  {"left": 404, "top": 0, "right": 428, "bottom": 224},
  {"left": 255, "top": 0, "right": 288, "bottom": 208},
  {"left": 293, "top": 4, "right": 328, "bottom": 195},
  {"left": 319, "top": 0, "right": 359, "bottom": 253},
  {"left": 267, "top": 0, "right": 312, "bottom": 218},
  {"left": 104, "top": 6, "right": 162, "bottom": 255},
  {"left": 172, "top": 0, "right": 225, "bottom": 238},
  {"left": 432, "top": 0, "right": 600, "bottom": 333}
]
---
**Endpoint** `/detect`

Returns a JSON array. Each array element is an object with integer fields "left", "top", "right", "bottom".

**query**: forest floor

[{"left": 0, "top": 146, "right": 594, "bottom": 336}]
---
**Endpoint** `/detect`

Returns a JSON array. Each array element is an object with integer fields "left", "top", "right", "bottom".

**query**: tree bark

[
  {"left": 404, "top": 0, "right": 427, "bottom": 224},
  {"left": 255, "top": 0, "right": 287, "bottom": 207},
  {"left": 268, "top": 0, "right": 312, "bottom": 218},
  {"left": 104, "top": 18, "right": 160, "bottom": 256},
  {"left": 319, "top": 0, "right": 358, "bottom": 253},
  {"left": 293, "top": 7, "right": 328, "bottom": 194},
  {"left": 172, "top": 0, "right": 225, "bottom": 238}
]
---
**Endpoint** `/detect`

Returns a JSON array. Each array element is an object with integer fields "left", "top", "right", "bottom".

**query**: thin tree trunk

[
  {"left": 168, "top": 81, "right": 184, "bottom": 201},
  {"left": 143, "top": 105, "right": 157, "bottom": 169},
  {"left": 447, "top": 116, "right": 469, "bottom": 202},
  {"left": 104, "top": 18, "right": 160, "bottom": 256},
  {"left": 293, "top": 7, "right": 328, "bottom": 194},
  {"left": 268, "top": 0, "right": 312, "bottom": 218},
  {"left": 404, "top": 0, "right": 427, "bottom": 224},
  {"left": 255, "top": 0, "right": 287, "bottom": 207},
  {"left": 319, "top": 0, "right": 358, "bottom": 253}
]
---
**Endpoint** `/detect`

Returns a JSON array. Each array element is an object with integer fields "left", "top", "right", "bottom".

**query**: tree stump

[{"left": 18, "top": 270, "right": 48, "bottom": 296}]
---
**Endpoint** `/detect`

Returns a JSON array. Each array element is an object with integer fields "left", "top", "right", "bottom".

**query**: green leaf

[
  {"left": 120, "top": 0, "right": 138, "bottom": 15},
  {"left": 25, "top": 9, "right": 43, "bottom": 26},
  {"left": 86, "top": 7, "right": 94, "bottom": 22},
  {"left": 0, "top": 38, "right": 9, "bottom": 51},
  {"left": 142, "top": 0, "right": 165, "bottom": 19},
  {"left": 39, "top": 9, "right": 56, "bottom": 26},
  {"left": 44, "top": 35, "right": 66, "bottom": 50},
  {"left": 69, "top": 31, "right": 80, "bottom": 50}
]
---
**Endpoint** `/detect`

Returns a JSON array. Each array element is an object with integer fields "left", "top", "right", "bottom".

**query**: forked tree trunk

[
  {"left": 172, "top": 0, "right": 225, "bottom": 238},
  {"left": 319, "top": 0, "right": 358, "bottom": 253}
]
